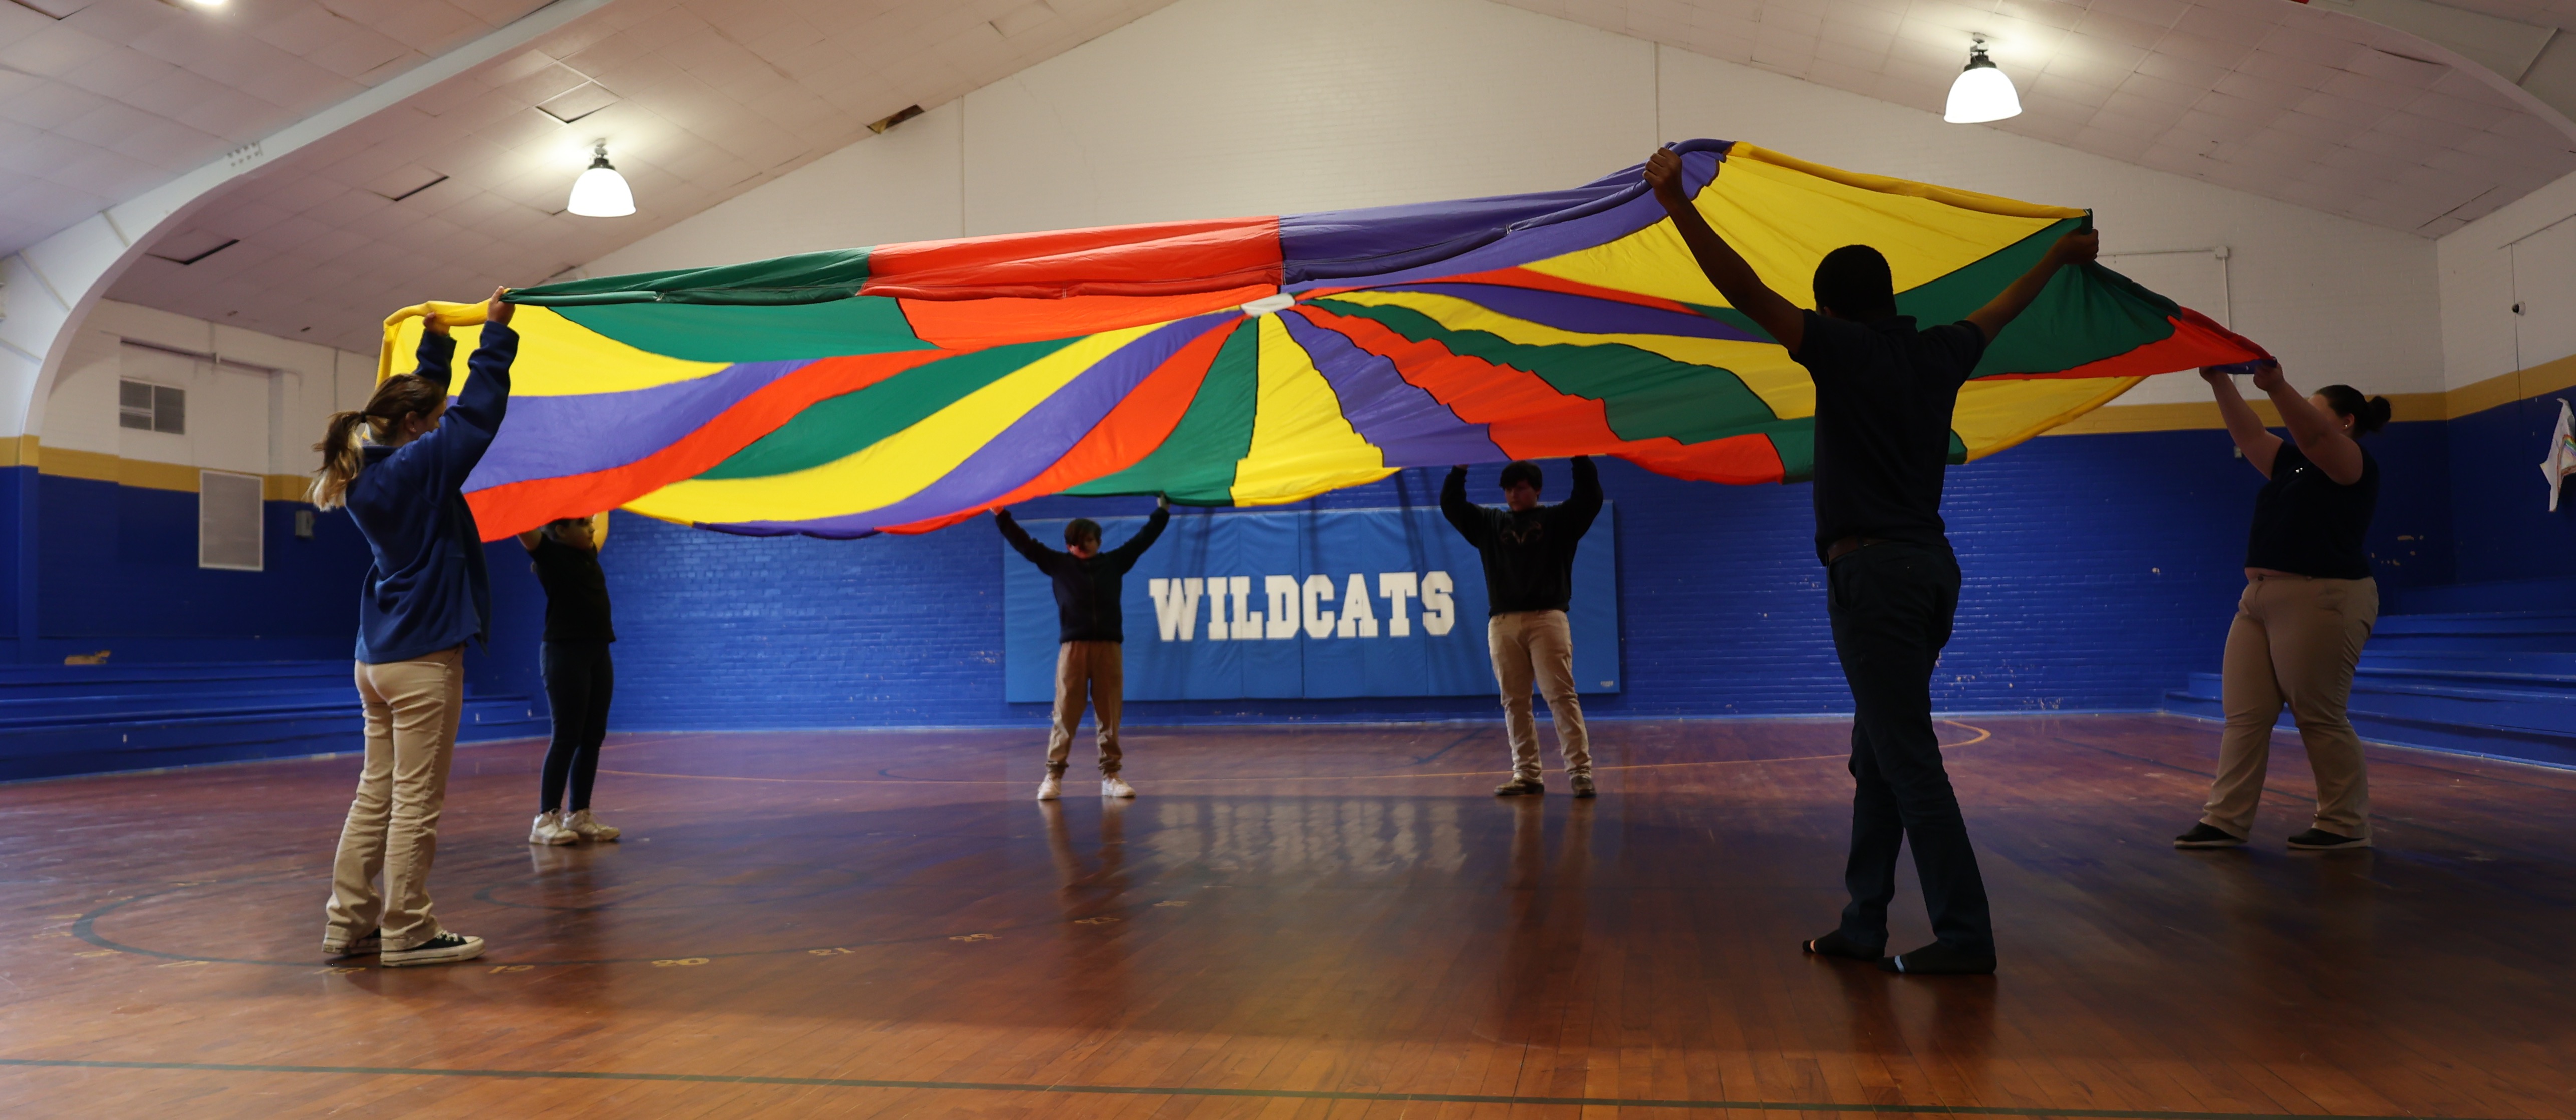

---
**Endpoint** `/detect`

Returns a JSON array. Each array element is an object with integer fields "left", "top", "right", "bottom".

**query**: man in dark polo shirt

[{"left": 1645, "top": 146, "right": 2097, "bottom": 976}]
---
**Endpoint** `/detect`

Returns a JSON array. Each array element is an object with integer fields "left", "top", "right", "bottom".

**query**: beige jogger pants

[
  {"left": 2202, "top": 574, "right": 2379, "bottom": 840},
  {"left": 1488, "top": 610, "right": 1592, "bottom": 780},
  {"left": 1047, "top": 640, "right": 1124, "bottom": 777},
  {"left": 326, "top": 646, "right": 464, "bottom": 950}
]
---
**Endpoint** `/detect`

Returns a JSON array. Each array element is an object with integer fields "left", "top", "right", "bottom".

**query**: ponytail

[
  {"left": 2316, "top": 384, "right": 2392, "bottom": 437},
  {"left": 309, "top": 374, "right": 447, "bottom": 509}
]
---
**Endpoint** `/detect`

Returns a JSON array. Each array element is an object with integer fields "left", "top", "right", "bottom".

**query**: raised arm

[
  {"left": 1964, "top": 228, "right": 2098, "bottom": 342},
  {"left": 2202, "top": 366, "right": 2283, "bottom": 477},
  {"left": 2250, "top": 361, "right": 2364, "bottom": 485},
  {"left": 1104, "top": 498, "right": 1171, "bottom": 569},
  {"left": 1555, "top": 455, "right": 1604, "bottom": 538},
  {"left": 1643, "top": 148, "right": 1805, "bottom": 354},
  {"left": 410, "top": 317, "right": 458, "bottom": 387},
  {"left": 993, "top": 508, "right": 1057, "bottom": 566},
  {"left": 1440, "top": 466, "right": 1491, "bottom": 547},
  {"left": 403, "top": 288, "right": 515, "bottom": 493}
]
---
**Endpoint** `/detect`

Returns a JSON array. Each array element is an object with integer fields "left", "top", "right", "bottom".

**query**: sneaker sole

[
  {"left": 382, "top": 944, "right": 485, "bottom": 968},
  {"left": 2287, "top": 838, "right": 2371, "bottom": 851}
]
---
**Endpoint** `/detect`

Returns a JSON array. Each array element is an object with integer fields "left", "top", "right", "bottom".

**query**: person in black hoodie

[
  {"left": 1442, "top": 457, "right": 1604, "bottom": 798},
  {"left": 518, "top": 512, "right": 619, "bottom": 847},
  {"left": 997, "top": 497, "right": 1170, "bottom": 801}
]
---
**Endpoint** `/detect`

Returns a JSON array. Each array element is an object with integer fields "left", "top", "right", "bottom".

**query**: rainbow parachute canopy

[{"left": 384, "top": 140, "right": 2263, "bottom": 541}]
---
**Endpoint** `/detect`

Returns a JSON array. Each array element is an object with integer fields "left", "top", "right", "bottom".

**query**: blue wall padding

[
  {"left": 0, "top": 414, "right": 2488, "bottom": 750},
  {"left": 2450, "top": 396, "right": 2576, "bottom": 585}
]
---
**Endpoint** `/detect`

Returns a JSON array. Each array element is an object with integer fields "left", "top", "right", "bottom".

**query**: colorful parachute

[{"left": 382, "top": 139, "right": 2263, "bottom": 541}]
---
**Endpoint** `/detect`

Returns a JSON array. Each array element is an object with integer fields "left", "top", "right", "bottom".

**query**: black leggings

[{"left": 540, "top": 641, "right": 614, "bottom": 813}]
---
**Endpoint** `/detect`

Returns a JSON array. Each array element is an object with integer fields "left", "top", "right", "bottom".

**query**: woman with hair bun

[
  {"left": 2176, "top": 361, "right": 2392, "bottom": 853},
  {"left": 312, "top": 287, "right": 517, "bottom": 966}
]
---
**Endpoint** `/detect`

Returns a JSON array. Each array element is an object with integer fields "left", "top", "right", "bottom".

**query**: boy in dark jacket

[
  {"left": 1442, "top": 456, "right": 1603, "bottom": 797},
  {"left": 997, "top": 497, "right": 1170, "bottom": 800}
]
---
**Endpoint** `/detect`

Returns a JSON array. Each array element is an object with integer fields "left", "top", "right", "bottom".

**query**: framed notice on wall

[{"left": 1004, "top": 505, "right": 1618, "bottom": 703}]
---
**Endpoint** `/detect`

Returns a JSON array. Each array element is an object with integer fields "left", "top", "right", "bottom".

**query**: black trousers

[
  {"left": 539, "top": 641, "right": 614, "bottom": 813},
  {"left": 1825, "top": 542, "right": 1992, "bottom": 953}
]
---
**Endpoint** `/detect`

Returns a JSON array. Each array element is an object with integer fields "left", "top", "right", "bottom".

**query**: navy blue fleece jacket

[{"left": 348, "top": 324, "right": 515, "bottom": 664}]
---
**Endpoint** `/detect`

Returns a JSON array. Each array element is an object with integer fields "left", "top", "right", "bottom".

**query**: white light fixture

[
  {"left": 567, "top": 143, "right": 635, "bottom": 217},
  {"left": 1944, "top": 37, "right": 2021, "bottom": 124}
]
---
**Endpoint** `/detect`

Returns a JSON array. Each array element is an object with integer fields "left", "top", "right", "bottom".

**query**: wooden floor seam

[{"left": 0, "top": 1057, "right": 2518, "bottom": 1119}]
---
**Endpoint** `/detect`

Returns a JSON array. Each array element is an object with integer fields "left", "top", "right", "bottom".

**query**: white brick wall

[{"left": 591, "top": 0, "right": 2446, "bottom": 407}]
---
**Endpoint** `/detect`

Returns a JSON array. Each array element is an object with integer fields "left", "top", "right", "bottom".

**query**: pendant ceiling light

[
  {"left": 1944, "top": 37, "right": 2021, "bottom": 124},
  {"left": 567, "top": 143, "right": 635, "bottom": 217}
]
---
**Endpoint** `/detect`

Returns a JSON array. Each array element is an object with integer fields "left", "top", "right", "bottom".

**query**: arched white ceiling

[{"left": 7, "top": 0, "right": 2567, "bottom": 356}]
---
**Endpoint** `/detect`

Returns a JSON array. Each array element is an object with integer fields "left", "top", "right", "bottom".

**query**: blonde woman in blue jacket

[{"left": 310, "top": 288, "right": 515, "bottom": 968}]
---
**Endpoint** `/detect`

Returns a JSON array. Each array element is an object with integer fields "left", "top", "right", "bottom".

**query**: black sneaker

[
  {"left": 382, "top": 932, "right": 486, "bottom": 967},
  {"left": 1493, "top": 777, "right": 1544, "bottom": 796},
  {"left": 2174, "top": 824, "right": 2246, "bottom": 848},
  {"left": 1570, "top": 774, "right": 1597, "bottom": 798},
  {"left": 1802, "top": 929, "right": 1882, "bottom": 962},
  {"left": 2286, "top": 828, "right": 2370, "bottom": 851},
  {"left": 1879, "top": 941, "right": 1996, "bottom": 975}
]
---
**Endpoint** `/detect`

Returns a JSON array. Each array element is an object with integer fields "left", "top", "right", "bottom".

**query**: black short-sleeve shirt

[
  {"left": 2244, "top": 441, "right": 2379, "bottom": 580},
  {"left": 1794, "top": 311, "right": 1987, "bottom": 563},
  {"left": 529, "top": 536, "right": 615, "bottom": 644}
]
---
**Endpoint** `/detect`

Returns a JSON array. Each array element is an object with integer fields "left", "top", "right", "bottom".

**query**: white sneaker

[
  {"left": 1036, "top": 775, "right": 1062, "bottom": 801},
  {"left": 566, "top": 808, "right": 620, "bottom": 842},
  {"left": 1101, "top": 776, "right": 1136, "bottom": 798},
  {"left": 382, "top": 931, "right": 485, "bottom": 968},
  {"left": 529, "top": 811, "right": 576, "bottom": 845}
]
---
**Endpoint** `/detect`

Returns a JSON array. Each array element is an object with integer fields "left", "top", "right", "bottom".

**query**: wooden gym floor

[{"left": 0, "top": 714, "right": 2570, "bottom": 1118}]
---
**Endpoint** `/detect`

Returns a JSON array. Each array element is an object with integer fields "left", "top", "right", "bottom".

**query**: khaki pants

[
  {"left": 1488, "top": 610, "right": 1591, "bottom": 779},
  {"left": 2203, "top": 575, "right": 2378, "bottom": 839},
  {"left": 1048, "top": 641, "right": 1124, "bottom": 777},
  {"left": 326, "top": 647, "right": 464, "bottom": 950}
]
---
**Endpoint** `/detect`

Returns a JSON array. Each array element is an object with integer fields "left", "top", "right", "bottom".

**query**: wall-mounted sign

[{"left": 1004, "top": 505, "right": 1618, "bottom": 702}]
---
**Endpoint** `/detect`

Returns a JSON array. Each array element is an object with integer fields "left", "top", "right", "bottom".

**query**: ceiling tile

[
  {"left": 2133, "top": 48, "right": 2226, "bottom": 86},
  {"left": 0, "top": 23, "right": 115, "bottom": 77},
  {"left": 2406, "top": 90, "right": 2513, "bottom": 130}
]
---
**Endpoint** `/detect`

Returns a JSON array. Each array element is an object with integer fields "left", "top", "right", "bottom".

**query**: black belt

[{"left": 1825, "top": 535, "right": 1890, "bottom": 564}]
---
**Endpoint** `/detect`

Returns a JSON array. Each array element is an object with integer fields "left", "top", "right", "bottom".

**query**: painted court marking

[
  {"left": 594, "top": 721, "right": 1994, "bottom": 785},
  {"left": 0, "top": 1058, "right": 2515, "bottom": 1119}
]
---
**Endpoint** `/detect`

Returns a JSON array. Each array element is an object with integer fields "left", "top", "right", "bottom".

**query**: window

[
  {"left": 118, "top": 379, "right": 185, "bottom": 434},
  {"left": 199, "top": 470, "right": 263, "bottom": 571}
]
